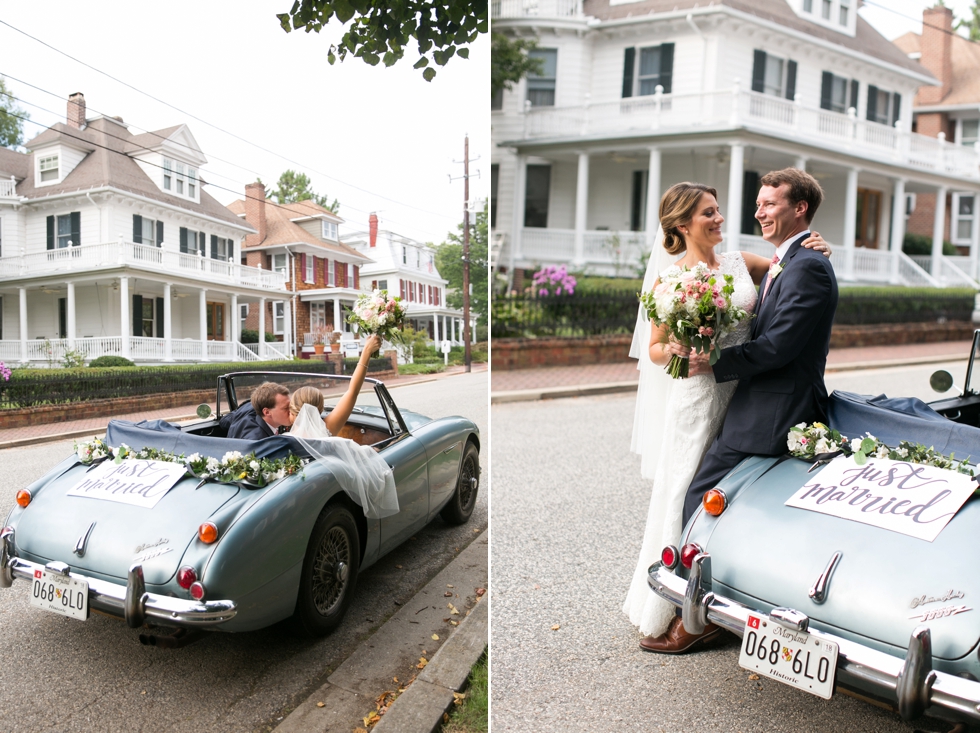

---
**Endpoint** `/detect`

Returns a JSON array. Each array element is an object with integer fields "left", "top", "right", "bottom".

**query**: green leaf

[
  {"left": 709, "top": 347, "right": 720, "bottom": 365},
  {"left": 413, "top": 56, "right": 429, "bottom": 68},
  {"left": 457, "top": 47, "right": 469, "bottom": 59},
  {"left": 333, "top": 0, "right": 356, "bottom": 23},
  {"left": 853, "top": 451, "right": 867, "bottom": 466},
  {"left": 422, "top": 67, "right": 436, "bottom": 81},
  {"left": 860, "top": 437, "right": 877, "bottom": 453}
]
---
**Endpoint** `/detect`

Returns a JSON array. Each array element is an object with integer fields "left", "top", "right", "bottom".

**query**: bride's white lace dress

[{"left": 623, "top": 251, "right": 757, "bottom": 637}]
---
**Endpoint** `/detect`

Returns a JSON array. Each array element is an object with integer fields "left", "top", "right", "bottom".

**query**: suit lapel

[{"left": 754, "top": 234, "right": 808, "bottom": 330}]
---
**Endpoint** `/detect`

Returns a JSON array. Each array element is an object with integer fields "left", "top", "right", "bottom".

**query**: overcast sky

[
  {"left": 0, "top": 1, "right": 488, "bottom": 246},
  {"left": 859, "top": 0, "right": 977, "bottom": 39}
]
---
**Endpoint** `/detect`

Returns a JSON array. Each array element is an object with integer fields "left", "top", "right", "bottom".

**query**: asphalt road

[
  {"left": 490, "top": 361, "right": 965, "bottom": 733},
  {"left": 0, "top": 370, "right": 487, "bottom": 733}
]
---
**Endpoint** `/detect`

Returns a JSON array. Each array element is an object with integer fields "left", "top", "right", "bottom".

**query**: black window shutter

[
  {"left": 867, "top": 85, "right": 878, "bottom": 121},
  {"left": 742, "top": 171, "right": 760, "bottom": 235},
  {"left": 199, "top": 231, "right": 206, "bottom": 256},
  {"left": 820, "top": 71, "right": 833, "bottom": 111},
  {"left": 155, "top": 297, "right": 164, "bottom": 338},
  {"left": 211, "top": 234, "right": 218, "bottom": 259},
  {"left": 133, "top": 214, "right": 142, "bottom": 244},
  {"left": 850, "top": 80, "right": 859, "bottom": 111},
  {"left": 70, "top": 211, "right": 80, "bottom": 247},
  {"left": 132, "top": 294, "right": 143, "bottom": 337},
  {"left": 622, "top": 47, "right": 635, "bottom": 98},
  {"left": 659, "top": 43, "right": 674, "bottom": 94},
  {"left": 179, "top": 227, "right": 188, "bottom": 253},
  {"left": 46, "top": 215, "right": 54, "bottom": 250},
  {"left": 752, "top": 50, "right": 767, "bottom": 93},
  {"left": 785, "top": 60, "right": 797, "bottom": 100},
  {"left": 892, "top": 92, "right": 902, "bottom": 126},
  {"left": 156, "top": 221, "right": 164, "bottom": 248}
]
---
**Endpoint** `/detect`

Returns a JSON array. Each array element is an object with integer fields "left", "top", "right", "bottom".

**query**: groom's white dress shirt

[{"left": 772, "top": 229, "right": 810, "bottom": 263}]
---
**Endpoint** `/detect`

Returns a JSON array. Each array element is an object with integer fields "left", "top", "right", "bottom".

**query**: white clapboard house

[
  {"left": 0, "top": 93, "right": 291, "bottom": 366},
  {"left": 491, "top": 0, "right": 980, "bottom": 287}
]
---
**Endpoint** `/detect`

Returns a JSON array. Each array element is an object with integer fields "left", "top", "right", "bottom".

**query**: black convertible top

[
  {"left": 828, "top": 391, "right": 980, "bottom": 462},
  {"left": 105, "top": 419, "right": 308, "bottom": 460}
]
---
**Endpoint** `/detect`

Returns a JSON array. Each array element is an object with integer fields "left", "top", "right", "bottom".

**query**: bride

[{"left": 622, "top": 181, "right": 830, "bottom": 647}]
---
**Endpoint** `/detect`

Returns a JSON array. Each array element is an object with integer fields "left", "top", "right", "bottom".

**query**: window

[
  {"left": 46, "top": 212, "right": 80, "bottom": 250},
  {"left": 240, "top": 303, "right": 249, "bottom": 333},
  {"left": 207, "top": 302, "right": 225, "bottom": 340},
  {"left": 348, "top": 263, "right": 354, "bottom": 286},
  {"left": 211, "top": 236, "right": 231, "bottom": 260},
  {"left": 527, "top": 49, "right": 557, "bottom": 107},
  {"left": 491, "top": 87, "right": 503, "bottom": 111},
  {"left": 820, "top": 73, "right": 857, "bottom": 114},
  {"left": 961, "top": 119, "right": 979, "bottom": 146},
  {"left": 272, "top": 253, "right": 288, "bottom": 275},
  {"left": 751, "top": 51, "right": 796, "bottom": 100},
  {"left": 402, "top": 246, "right": 408, "bottom": 265},
  {"left": 378, "top": 278, "right": 388, "bottom": 291},
  {"left": 39, "top": 155, "right": 59, "bottom": 183},
  {"left": 953, "top": 193, "right": 976, "bottom": 244},
  {"left": 180, "top": 227, "right": 205, "bottom": 255},
  {"left": 311, "top": 302, "right": 327, "bottom": 330},
  {"left": 491, "top": 164, "right": 498, "bottom": 228},
  {"left": 855, "top": 188, "right": 882, "bottom": 249},
  {"left": 165, "top": 159, "right": 196, "bottom": 198},
  {"left": 839, "top": 0, "right": 850, "bottom": 25},
  {"left": 327, "top": 259, "right": 336, "bottom": 286},
  {"left": 621, "top": 44, "right": 674, "bottom": 99},
  {"left": 141, "top": 298, "right": 155, "bottom": 338},
  {"left": 321, "top": 220, "right": 338, "bottom": 240},
  {"left": 188, "top": 168, "right": 197, "bottom": 198},
  {"left": 803, "top": 0, "right": 812, "bottom": 10},
  {"left": 524, "top": 164, "right": 551, "bottom": 228},
  {"left": 416, "top": 249, "right": 420, "bottom": 267},
  {"left": 305, "top": 255, "right": 315, "bottom": 283},
  {"left": 57, "top": 214, "right": 73, "bottom": 248},
  {"left": 867, "top": 86, "right": 901, "bottom": 126},
  {"left": 905, "top": 193, "right": 916, "bottom": 219},
  {"left": 176, "top": 162, "right": 185, "bottom": 195},
  {"left": 163, "top": 158, "right": 172, "bottom": 190},
  {"left": 822, "top": 0, "right": 831, "bottom": 19},
  {"left": 630, "top": 170, "right": 647, "bottom": 232},
  {"left": 273, "top": 301, "right": 285, "bottom": 334}
]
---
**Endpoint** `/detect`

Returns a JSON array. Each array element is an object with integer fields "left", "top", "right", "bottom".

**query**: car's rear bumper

[
  {"left": 648, "top": 554, "right": 980, "bottom": 724},
  {"left": 2, "top": 550, "right": 236, "bottom": 629}
]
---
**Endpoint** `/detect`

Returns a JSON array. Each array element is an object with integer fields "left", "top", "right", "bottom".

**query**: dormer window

[
  {"left": 163, "top": 158, "right": 198, "bottom": 199},
  {"left": 176, "top": 162, "right": 185, "bottom": 195},
  {"left": 163, "top": 159, "right": 172, "bottom": 190},
  {"left": 839, "top": 0, "right": 850, "bottom": 25},
  {"left": 188, "top": 168, "right": 197, "bottom": 198},
  {"left": 802, "top": 0, "right": 852, "bottom": 29},
  {"left": 39, "top": 155, "right": 59, "bottom": 183},
  {"left": 322, "top": 220, "right": 338, "bottom": 240}
]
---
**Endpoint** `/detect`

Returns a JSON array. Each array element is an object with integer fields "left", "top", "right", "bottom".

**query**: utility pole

[{"left": 451, "top": 135, "right": 480, "bottom": 373}]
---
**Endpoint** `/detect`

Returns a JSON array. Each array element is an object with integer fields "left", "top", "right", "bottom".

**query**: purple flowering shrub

[
  {"left": 0, "top": 361, "right": 9, "bottom": 382},
  {"left": 531, "top": 265, "right": 577, "bottom": 297}
]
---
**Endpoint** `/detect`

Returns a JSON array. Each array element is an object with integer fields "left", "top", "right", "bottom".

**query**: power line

[
  {"left": 861, "top": 0, "right": 980, "bottom": 43},
  {"left": 0, "top": 18, "right": 459, "bottom": 224}
]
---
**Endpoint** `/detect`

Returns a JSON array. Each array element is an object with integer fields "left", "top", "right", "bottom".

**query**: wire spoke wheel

[
  {"left": 311, "top": 526, "right": 351, "bottom": 615},
  {"left": 294, "top": 504, "right": 360, "bottom": 637},
  {"left": 441, "top": 442, "right": 480, "bottom": 526}
]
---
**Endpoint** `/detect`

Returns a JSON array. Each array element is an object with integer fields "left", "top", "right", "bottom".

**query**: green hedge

[
  {"left": 341, "top": 357, "right": 395, "bottom": 374},
  {"left": 836, "top": 286, "right": 975, "bottom": 325},
  {"left": 1, "top": 360, "right": 335, "bottom": 409},
  {"left": 902, "top": 233, "right": 958, "bottom": 256},
  {"left": 239, "top": 329, "right": 279, "bottom": 343}
]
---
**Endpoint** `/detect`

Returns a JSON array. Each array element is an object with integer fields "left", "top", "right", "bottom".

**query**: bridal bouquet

[
  {"left": 639, "top": 263, "right": 749, "bottom": 379},
  {"left": 346, "top": 289, "right": 407, "bottom": 344}
]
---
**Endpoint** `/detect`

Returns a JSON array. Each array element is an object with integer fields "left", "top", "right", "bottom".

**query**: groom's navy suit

[{"left": 682, "top": 232, "right": 839, "bottom": 523}]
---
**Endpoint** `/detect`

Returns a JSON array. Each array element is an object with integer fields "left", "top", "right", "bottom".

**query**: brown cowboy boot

[{"left": 639, "top": 616, "right": 722, "bottom": 654}]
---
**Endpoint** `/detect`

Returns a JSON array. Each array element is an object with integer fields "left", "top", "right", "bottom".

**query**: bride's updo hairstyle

[
  {"left": 659, "top": 182, "right": 718, "bottom": 255},
  {"left": 289, "top": 386, "right": 325, "bottom": 420}
]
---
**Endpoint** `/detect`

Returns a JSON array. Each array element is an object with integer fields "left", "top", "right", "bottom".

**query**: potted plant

[
  {"left": 312, "top": 327, "right": 327, "bottom": 355},
  {"left": 329, "top": 328, "right": 342, "bottom": 353}
]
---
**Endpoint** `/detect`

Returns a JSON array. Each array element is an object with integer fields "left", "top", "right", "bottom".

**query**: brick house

[{"left": 227, "top": 183, "right": 372, "bottom": 357}]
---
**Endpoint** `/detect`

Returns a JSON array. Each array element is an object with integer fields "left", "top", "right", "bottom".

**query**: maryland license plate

[
  {"left": 738, "top": 612, "right": 838, "bottom": 699},
  {"left": 29, "top": 569, "right": 89, "bottom": 621}
]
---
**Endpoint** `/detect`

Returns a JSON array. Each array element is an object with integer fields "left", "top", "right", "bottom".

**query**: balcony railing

[
  {"left": 0, "top": 337, "right": 290, "bottom": 365},
  {"left": 491, "top": 0, "right": 582, "bottom": 18},
  {"left": 0, "top": 241, "right": 288, "bottom": 291},
  {"left": 518, "top": 86, "right": 980, "bottom": 179},
  {"left": 0, "top": 178, "right": 16, "bottom": 198}
]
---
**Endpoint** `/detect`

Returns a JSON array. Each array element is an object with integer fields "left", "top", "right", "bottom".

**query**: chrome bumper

[
  {"left": 648, "top": 553, "right": 980, "bottom": 724},
  {"left": 2, "top": 553, "right": 237, "bottom": 629}
]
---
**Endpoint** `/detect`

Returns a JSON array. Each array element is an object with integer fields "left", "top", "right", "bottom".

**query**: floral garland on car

[
  {"left": 73, "top": 437, "right": 304, "bottom": 487},
  {"left": 787, "top": 422, "right": 974, "bottom": 477}
]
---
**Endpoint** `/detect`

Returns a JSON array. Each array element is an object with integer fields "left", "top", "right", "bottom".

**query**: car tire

[
  {"left": 293, "top": 504, "right": 360, "bottom": 637},
  {"left": 440, "top": 441, "right": 479, "bottom": 526}
]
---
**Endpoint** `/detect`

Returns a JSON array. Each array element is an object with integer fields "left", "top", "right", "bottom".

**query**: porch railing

[
  {"left": 0, "top": 337, "right": 290, "bottom": 365},
  {"left": 491, "top": 0, "right": 582, "bottom": 18},
  {"left": 0, "top": 178, "right": 16, "bottom": 198},
  {"left": 908, "top": 255, "right": 980, "bottom": 288}
]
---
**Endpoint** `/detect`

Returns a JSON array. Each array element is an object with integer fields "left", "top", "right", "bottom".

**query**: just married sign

[
  {"left": 784, "top": 456, "right": 977, "bottom": 542},
  {"left": 67, "top": 460, "right": 187, "bottom": 509}
]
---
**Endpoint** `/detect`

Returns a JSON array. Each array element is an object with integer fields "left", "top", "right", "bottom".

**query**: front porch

[{"left": 0, "top": 336, "right": 290, "bottom": 366}]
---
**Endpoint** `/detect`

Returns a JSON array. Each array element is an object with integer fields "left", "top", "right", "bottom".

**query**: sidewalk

[
  {"left": 491, "top": 340, "right": 972, "bottom": 402},
  {"left": 0, "top": 363, "right": 487, "bottom": 449}
]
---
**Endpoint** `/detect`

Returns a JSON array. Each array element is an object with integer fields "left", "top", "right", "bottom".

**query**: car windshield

[
  {"left": 226, "top": 372, "right": 387, "bottom": 424},
  {"left": 968, "top": 331, "right": 980, "bottom": 395}
]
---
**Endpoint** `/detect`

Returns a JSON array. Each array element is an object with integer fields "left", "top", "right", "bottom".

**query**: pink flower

[{"left": 713, "top": 296, "right": 726, "bottom": 308}]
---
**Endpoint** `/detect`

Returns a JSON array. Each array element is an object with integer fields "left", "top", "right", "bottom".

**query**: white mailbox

[
  {"left": 343, "top": 340, "right": 361, "bottom": 357},
  {"left": 441, "top": 340, "right": 452, "bottom": 354}
]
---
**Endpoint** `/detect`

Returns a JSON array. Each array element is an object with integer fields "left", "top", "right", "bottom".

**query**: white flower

[
  {"left": 221, "top": 451, "right": 242, "bottom": 465},
  {"left": 875, "top": 445, "right": 890, "bottom": 459},
  {"left": 186, "top": 453, "right": 201, "bottom": 463},
  {"left": 787, "top": 431, "right": 804, "bottom": 453},
  {"left": 249, "top": 460, "right": 260, "bottom": 471},
  {"left": 895, "top": 446, "right": 909, "bottom": 458},
  {"left": 814, "top": 438, "right": 831, "bottom": 454},
  {"left": 769, "top": 263, "right": 783, "bottom": 279},
  {"left": 206, "top": 457, "right": 220, "bottom": 472}
]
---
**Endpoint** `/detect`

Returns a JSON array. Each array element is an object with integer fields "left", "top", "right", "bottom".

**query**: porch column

[
  {"left": 163, "top": 283, "right": 173, "bottom": 362},
  {"left": 230, "top": 294, "right": 238, "bottom": 344},
  {"left": 795, "top": 156, "right": 808, "bottom": 171},
  {"left": 725, "top": 143, "right": 745, "bottom": 252},
  {"left": 889, "top": 178, "right": 907, "bottom": 284},
  {"left": 333, "top": 297, "right": 342, "bottom": 332},
  {"left": 645, "top": 147, "right": 662, "bottom": 253},
  {"left": 971, "top": 193, "right": 980, "bottom": 282},
  {"left": 199, "top": 289, "right": 209, "bottom": 361},
  {"left": 843, "top": 168, "right": 859, "bottom": 281},
  {"left": 65, "top": 281, "right": 75, "bottom": 349},
  {"left": 283, "top": 298, "right": 293, "bottom": 357},
  {"left": 573, "top": 151, "right": 589, "bottom": 267},
  {"left": 510, "top": 155, "right": 527, "bottom": 284},
  {"left": 258, "top": 297, "right": 267, "bottom": 359},
  {"left": 18, "top": 287, "right": 27, "bottom": 364},
  {"left": 120, "top": 277, "right": 131, "bottom": 360},
  {"left": 931, "top": 186, "right": 948, "bottom": 278},
  {"left": 434, "top": 312, "right": 440, "bottom": 345}
]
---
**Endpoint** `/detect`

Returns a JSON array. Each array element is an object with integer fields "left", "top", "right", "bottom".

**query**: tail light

[
  {"left": 703, "top": 488, "right": 727, "bottom": 516},
  {"left": 177, "top": 566, "right": 197, "bottom": 589},
  {"left": 189, "top": 582, "right": 206, "bottom": 601},
  {"left": 198, "top": 522, "right": 218, "bottom": 544},
  {"left": 661, "top": 545, "right": 679, "bottom": 570},
  {"left": 15, "top": 490, "right": 31, "bottom": 508},
  {"left": 680, "top": 543, "right": 703, "bottom": 569}
]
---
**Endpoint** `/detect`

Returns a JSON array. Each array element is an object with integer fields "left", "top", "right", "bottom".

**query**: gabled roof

[
  {"left": 125, "top": 125, "right": 183, "bottom": 152},
  {"left": 0, "top": 147, "right": 29, "bottom": 180},
  {"left": 17, "top": 116, "right": 245, "bottom": 228},
  {"left": 893, "top": 31, "right": 980, "bottom": 107},
  {"left": 581, "top": 0, "right": 935, "bottom": 79},
  {"left": 227, "top": 197, "right": 367, "bottom": 262}
]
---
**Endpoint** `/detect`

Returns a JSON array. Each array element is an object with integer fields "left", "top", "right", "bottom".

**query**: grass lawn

[{"left": 441, "top": 649, "right": 488, "bottom": 733}]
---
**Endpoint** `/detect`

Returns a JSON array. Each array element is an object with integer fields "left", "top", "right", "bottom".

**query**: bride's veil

[{"left": 629, "top": 226, "right": 674, "bottom": 480}]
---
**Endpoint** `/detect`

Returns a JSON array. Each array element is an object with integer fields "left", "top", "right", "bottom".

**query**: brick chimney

[
  {"left": 918, "top": 5, "right": 953, "bottom": 105},
  {"left": 67, "top": 93, "right": 86, "bottom": 129},
  {"left": 244, "top": 182, "right": 267, "bottom": 246},
  {"left": 369, "top": 212, "right": 378, "bottom": 247}
]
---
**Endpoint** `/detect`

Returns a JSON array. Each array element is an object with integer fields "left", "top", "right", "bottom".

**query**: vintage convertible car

[
  {"left": 648, "top": 332, "right": 980, "bottom": 728},
  {"left": 0, "top": 371, "right": 480, "bottom": 644}
]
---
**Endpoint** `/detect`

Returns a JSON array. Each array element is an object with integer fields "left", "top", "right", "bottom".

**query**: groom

[{"left": 641, "top": 167, "right": 839, "bottom": 654}]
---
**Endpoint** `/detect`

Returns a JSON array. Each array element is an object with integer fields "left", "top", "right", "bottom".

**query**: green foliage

[
  {"left": 902, "top": 232, "right": 957, "bottom": 256},
  {"left": 87, "top": 355, "right": 136, "bottom": 368},
  {"left": 836, "top": 286, "right": 975, "bottom": 324},
  {"left": 0, "top": 77, "right": 29, "bottom": 149},
  {"left": 277, "top": 0, "right": 487, "bottom": 82},
  {"left": 435, "top": 203, "right": 488, "bottom": 325},
  {"left": 442, "top": 649, "right": 488, "bottom": 733},
  {"left": 956, "top": 0, "right": 980, "bottom": 41},
  {"left": 491, "top": 33, "right": 542, "bottom": 95},
  {"left": 239, "top": 328, "right": 279, "bottom": 343},
  {"left": 341, "top": 356, "right": 393, "bottom": 373},
  {"left": 397, "top": 362, "right": 446, "bottom": 375},
  {"left": 397, "top": 324, "right": 432, "bottom": 363},
  {"left": 60, "top": 349, "right": 86, "bottom": 369},
  {"left": 271, "top": 169, "right": 339, "bottom": 213}
]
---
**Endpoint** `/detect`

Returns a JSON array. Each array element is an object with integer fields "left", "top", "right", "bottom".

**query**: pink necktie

[{"left": 762, "top": 255, "right": 779, "bottom": 302}]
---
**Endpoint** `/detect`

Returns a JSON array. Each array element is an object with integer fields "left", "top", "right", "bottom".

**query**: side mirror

[
  {"left": 929, "top": 370, "right": 958, "bottom": 394},
  {"left": 196, "top": 403, "right": 213, "bottom": 420}
]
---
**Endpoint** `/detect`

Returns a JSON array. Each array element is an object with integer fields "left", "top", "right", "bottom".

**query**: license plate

[
  {"left": 28, "top": 569, "right": 89, "bottom": 621},
  {"left": 738, "top": 612, "right": 838, "bottom": 699}
]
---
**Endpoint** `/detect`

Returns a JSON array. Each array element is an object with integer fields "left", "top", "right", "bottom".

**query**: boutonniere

[{"left": 769, "top": 262, "right": 783, "bottom": 280}]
